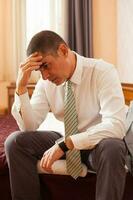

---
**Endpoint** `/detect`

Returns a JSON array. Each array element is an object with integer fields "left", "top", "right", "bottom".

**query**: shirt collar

[{"left": 69, "top": 52, "right": 83, "bottom": 85}]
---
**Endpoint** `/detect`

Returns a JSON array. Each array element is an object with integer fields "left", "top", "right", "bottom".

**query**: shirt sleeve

[
  {"left": 70, "top": 66, "right": 127, "bottom": 150},
  {"left": 11, "top": 78, "right": 50, "bottom": 131}
]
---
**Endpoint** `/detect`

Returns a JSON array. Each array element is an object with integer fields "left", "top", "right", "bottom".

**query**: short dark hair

[{"left": 26, "top": 30, "right": 68, "bottom": 56}]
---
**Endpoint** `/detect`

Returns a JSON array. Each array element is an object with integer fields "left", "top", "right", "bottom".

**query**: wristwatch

[{"left": 55, "top": 138, "right": 69, "bottom": 153}]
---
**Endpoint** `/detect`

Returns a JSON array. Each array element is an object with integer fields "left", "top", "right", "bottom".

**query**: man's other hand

[{"left": 40, "top": 144, "right": 64, "bottom": 173}]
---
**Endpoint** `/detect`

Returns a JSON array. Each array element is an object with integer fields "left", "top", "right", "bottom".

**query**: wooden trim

[
  {"left": 121, "top": 83, "right": 133, "bottom": 88},
  {"left": 121, "top": 83, "right": 133, "bottom": 105},
  {"left": 7, "top": 82, "right": 133, "bottom": 113},
  {"left": 7, "top": 83, "right": 35, "bottom": 113},
  {"left": 0, "top": 108, "right": 8, "bottom": 115}
]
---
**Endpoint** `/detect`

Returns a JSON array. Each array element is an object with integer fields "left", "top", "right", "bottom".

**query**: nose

[{"left": 40, "top": 69, "right": 50, "bottom": 80}]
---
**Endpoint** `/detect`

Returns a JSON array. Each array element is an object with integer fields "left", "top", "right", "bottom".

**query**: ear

[{"left": 57, "top": 44, "right": 68, "bottom": 57}]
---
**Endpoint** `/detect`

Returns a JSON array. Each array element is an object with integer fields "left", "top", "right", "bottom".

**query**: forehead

[{"left": 39, "top": 52, "right": 57, "bottom": 62}]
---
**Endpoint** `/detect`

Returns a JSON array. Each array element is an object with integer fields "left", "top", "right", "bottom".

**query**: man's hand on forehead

[
  {"left": 30, "top": 52, "right": 50, "bottom": 71},
  {"left": 27, "top": 52, "right": 43, "bottom": 71}
]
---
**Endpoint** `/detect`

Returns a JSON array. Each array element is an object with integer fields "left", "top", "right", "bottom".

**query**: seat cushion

[{"left": 0, "top": 115, "right": 18, "bottom": 174}]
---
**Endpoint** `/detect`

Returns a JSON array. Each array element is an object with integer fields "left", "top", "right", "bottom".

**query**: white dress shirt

[{"left": 12, "top": 53, "right": 127, "bottom": 150}]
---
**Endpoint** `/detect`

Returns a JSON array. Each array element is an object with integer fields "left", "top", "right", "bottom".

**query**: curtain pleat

[{"left": 67, "top": 0, "right": 93, "bottom": 57}]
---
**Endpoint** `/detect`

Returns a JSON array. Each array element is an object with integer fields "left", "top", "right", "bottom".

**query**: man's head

[
  {"left": 27, "top": 30, "right": 68, "bottom": 56},
  {"left": 27, "top": 30, "right": 76, "bottom": 85}
]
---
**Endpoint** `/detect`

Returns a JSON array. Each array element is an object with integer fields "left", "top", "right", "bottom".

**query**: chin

[{"left": 54, "top": 79, "right": 65, "bottom": 86}]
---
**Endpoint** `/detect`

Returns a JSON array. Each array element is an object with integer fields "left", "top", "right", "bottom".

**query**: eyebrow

[
  {"left": 35, "top": 62, "right": 48, "bottom": 71},
  {"left": 40, "top": 62, "right": 48, "bottom": 68}
]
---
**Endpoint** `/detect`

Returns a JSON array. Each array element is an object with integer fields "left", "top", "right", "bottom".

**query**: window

[{"left": 26, "top": 0, "right": 68, "bottom": 46}]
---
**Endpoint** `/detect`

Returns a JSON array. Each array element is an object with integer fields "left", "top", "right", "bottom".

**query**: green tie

[{"left": 64, "top": 80, "right": 82, "bottom": 179}]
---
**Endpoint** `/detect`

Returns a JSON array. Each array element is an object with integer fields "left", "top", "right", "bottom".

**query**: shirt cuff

[
  {"left": 14, "top": 92, "right": 30, "bottom": 111},
  {"left": 70, "top": 133, "right": 90, "bottom": 150}
]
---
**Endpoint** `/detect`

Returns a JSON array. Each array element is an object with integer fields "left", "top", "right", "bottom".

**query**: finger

[
  {"left": 41, "top": 147, "right": 54, "bottom": 170},
  {"left": 27, "top": 55, "right": 43, "bottom": 63},
  {"left": 20, "top": 55, "right": 43, "bottom": 68},
  {"left": 30, "top": 52, "right": 38, "bottom": 56},
  {"left": 42, "top": 153, "right": 53, "bottom": 170},
  {"left": 41, "top": 160, "right": 53, "bottom": 173},
  {"left": 21, "top": 57, "right": 42, "bottom": 68},
  {"left": 42, "top": 154, "right": 50, "bottom": 168},
  {"left": 23, "top": 61, "right": 42, "bottom": 69},
  {"left": 45, "top": 157, "right": 53, "bottom": 170},
  {"left": 45, "top": 153, "right": 55, "bottom": 170},
  {"left": 24, "top": 65, "right": 41, "bottom": 73},
  {"left": 20, "top": 62, "right": 42, "bottom": 74},
  {"left": 28, "top": 52, "right": 38, "bottom": 58},
  {"left": 40, "top": 156, "right": 53, "bottom": 173},
  {"left": 40, "top": 156, "right": 48, "bottom": 169}
]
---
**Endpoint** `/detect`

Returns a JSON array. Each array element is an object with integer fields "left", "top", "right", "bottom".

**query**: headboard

[
  {"left": 6, "top": 82, "right": 133, "bottom": 113},
  {"left": 121, "top": 83, "right": 133, "bottom": 105}
]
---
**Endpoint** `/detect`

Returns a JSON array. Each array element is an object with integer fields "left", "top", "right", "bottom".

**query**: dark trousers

[{"left": 4, "top": 131, "right": 127, "bottom": 200}]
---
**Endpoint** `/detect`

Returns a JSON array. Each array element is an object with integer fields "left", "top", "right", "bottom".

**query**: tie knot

[{"left": 67, "top": 80, "right": 72, "bottom": 89}]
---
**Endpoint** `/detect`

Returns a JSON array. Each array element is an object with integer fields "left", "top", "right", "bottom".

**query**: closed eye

[
  {"left": 40, "top": 63, "right": 48, "bottom": 69},
  {"left": 35, "top": 62, "right": 49, "bottom": 71}
]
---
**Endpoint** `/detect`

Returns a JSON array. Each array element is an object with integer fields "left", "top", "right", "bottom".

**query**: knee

[
  {"left": 4, "top": 131, "right": 23, "bottom": 156},
  {"left": 97, "top": 138, "right": 127, "bottom": 162},
  {"left": 4, "top": 131, "right": 35, "bottom": 154},
  {"left": 4, "top": 131, "right": 33, "bottom": 155}
]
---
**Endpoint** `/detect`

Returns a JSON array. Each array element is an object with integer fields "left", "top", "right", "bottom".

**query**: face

[{"left": 38, "top": 46, "right": 71, "bottom": 85}]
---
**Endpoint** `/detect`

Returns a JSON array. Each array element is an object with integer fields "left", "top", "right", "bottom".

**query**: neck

[{"left": 68, "top": 51, "right": 77, "bottom": 79}]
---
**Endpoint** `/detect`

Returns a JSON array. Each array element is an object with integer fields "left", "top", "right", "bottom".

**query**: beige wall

[
  {"left": 0, "top": 81, "right": 9, "bottom": 114},
  {"left": 93, "top": 0, "right": 116, "bottom": 65},
  {"left": 0, "top": 0, "right": 26, "bottom": 113},
  {"left": 0, "top": 1, "right": 7, "bottom": 113},
  {"left": 0, "top": 1, "right": 6, "bottom": 81}
]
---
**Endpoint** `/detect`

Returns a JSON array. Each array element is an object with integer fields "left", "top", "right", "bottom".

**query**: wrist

[
  {"left": 55, "top": 138, "right": 69, "bottom": 153},
  {"left": 65, "top": 137, "right": 74, "bottom": 150},
  {"left": 16, "top": 87, "right": 28, "bottom": 95}
]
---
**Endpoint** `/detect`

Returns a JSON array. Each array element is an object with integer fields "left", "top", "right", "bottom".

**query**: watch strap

[{"left": 56, "top": 138, "right": 69, "bottom": 153}]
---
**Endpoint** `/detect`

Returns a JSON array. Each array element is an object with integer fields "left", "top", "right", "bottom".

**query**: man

[{"left": 5, "top": 30, "right": 127, "bottom": 200}]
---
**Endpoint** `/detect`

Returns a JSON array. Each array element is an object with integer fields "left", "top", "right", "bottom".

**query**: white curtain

[
  {"left": 0, "top": 0, "right": 26, "bottom": 82},
  {"left": 117, "top": 0, "right": 133, "bottom": 83},
  {"left": 26, "top": 0, "right": 68, "bottom": 46}
]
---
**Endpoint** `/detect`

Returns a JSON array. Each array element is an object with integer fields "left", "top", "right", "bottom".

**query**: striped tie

[{"left": 64, "top": 80, "right": 82, "bottom": 179}]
